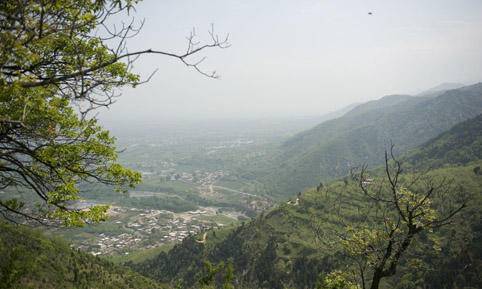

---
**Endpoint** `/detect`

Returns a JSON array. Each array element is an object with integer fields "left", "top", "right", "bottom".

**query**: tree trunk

[{"left": 369, "top": 271, "right": 382, "bottom": 289}]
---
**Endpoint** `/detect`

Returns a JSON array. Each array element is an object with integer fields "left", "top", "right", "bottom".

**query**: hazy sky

[{"left": 101, "top": 0, "right": 482, "bottom": 122}]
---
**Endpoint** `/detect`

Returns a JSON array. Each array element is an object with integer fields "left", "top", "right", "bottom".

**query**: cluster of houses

[
  {"left": 80, "top": 207, "right": 228, "bottom": 256},
  {"left": 88, "top": 233, "right": 141, "bottom": 256},
  {"left": 164, "top": 169, "right": 226, "bottom": 184},
  {"left": 197, "top": 170, "right": 226, "bottom": 186}
]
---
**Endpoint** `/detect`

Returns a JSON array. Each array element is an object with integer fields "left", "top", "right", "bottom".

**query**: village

[
  {"left": 160, "top": 169, "right": 226, "bottom": 185},
  {"left": 76, "top": 206, "right": 231, "bottom": 256},
  {"left": 60, "top": 165, "right": 272, "bottom": 257}
]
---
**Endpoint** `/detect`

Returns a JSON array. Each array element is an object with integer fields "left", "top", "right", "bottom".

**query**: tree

[
  {"left": 313, "top": 145, "right": 467, "bottom": 289},
  {"left": 0, "top": 0, "right": 228, "bottom": 225},
  {"left": 222, "top": 261, "right": 235, "bottom": 289},
  {"left": 196, "top": 260, "right": 236, "bottom": 289}
]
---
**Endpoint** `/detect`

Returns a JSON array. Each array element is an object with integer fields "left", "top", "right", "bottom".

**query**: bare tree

[{"left": 313, "top": 145, "right": 467, "bottom": 289}]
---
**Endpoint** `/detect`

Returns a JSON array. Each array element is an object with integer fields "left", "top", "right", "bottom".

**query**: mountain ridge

[
  {"left": 403, "top": 113, "right": 482, "bottom": 168},
  {"left": 258, "top": 82, "right": 482, "bottom": 197}
]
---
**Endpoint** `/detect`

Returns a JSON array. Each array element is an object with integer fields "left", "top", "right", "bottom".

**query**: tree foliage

[
  {"left": 0, "top": 0, "right": 228, "bottom": 225},
  {"left": 317, "top": 271, "right": 360, "bottom": 289}
]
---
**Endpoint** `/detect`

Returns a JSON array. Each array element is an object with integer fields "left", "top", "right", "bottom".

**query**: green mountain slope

[
  {"left": 261, "top": 83, "right": 482, "bottom": 197},
  {"left": 133, "top": 163, "right": 482, "bottom": 289},
  {"left": 403, "top": 113, "right": 482, "bottom": 169},
  {"left": 0, "top": 222, "right": 165, "bottom": 289}
]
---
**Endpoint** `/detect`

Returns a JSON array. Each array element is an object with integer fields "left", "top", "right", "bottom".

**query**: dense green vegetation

[
  {"left": 0, "top": 222, "right": 165, "bottom": 289},
  {"left": 403, "top": 113, "right": 482, "bottom": 169},
  {"left": 258, "top": 83, "right": 482, "bottom": 198}
]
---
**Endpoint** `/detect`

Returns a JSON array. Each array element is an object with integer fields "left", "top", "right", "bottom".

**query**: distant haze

[{"left": 100, "top": 0, "right": 482, "bottom": 122}]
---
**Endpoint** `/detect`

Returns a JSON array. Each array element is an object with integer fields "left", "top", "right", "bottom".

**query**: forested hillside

[
  {"left": 0, "top": 222, "right": 165, "bottom": 289},
  {"left": 403, "top": 113, "right": 482, "bottom": 169},
  {"left": 133, "top": 163, "right": 482, "bottom": 289},
  {"left": 259, "top": 83, "right": 482, "bottom": 198}
]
